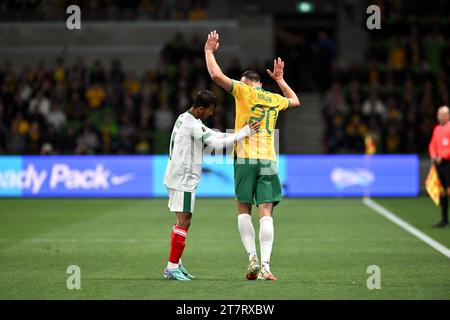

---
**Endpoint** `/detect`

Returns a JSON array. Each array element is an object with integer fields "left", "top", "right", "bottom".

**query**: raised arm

[
  {"left": 204, "top": 30, "right": 232, "bottom": 92},
  {"left": 267, "top": 57, "right": 301, "bottom": 108}
]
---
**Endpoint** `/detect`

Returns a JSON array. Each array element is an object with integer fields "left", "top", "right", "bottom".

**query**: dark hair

[
  {"left": 241, "top": 70, "right": 261, "bottom": 82},
  {"left": 192, "top": 90, "right": 217, "bottom": 109}
]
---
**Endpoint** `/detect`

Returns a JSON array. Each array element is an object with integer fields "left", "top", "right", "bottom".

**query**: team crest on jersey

[
  {"left": 202, "top": 127, "right": 206, "bottom": 132},
  {"left": 444, "top": 138, "right": 449, "bottom": 146}
]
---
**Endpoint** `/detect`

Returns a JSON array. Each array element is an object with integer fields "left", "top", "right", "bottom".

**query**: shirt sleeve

[
  {"left": 201, "top": 123, "right": 244, "bottom": 149},
  {"left": 193, "top": 123, "right": 210, "bottom": 141},
  {"left": 203, "top": 131, "right": 236, "bottom": 149},
  {"left": 208, "top": 129, "right": 230, "bottom": 139},
  {"left": 272, "top": 93, "right": 290, "bottom": 111},
  {"left": 229, "top": 80, "right": 250, "bottom": 99},
  {"left": 194, "top": 123, "right": 232, "bottom": 143}
]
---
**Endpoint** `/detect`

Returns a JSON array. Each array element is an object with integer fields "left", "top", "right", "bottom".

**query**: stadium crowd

[
  {"left": 0, "top": 0, "right": 210, "bottom": 21},
  {"left": 0, "top": 32, "right": 277, "bottom": 155},
  {"left": 3, "top": 0, "right": 449, "bottom": 156},
  {"left": 323, "top": 0, "right": 450, "bottom": 154}
]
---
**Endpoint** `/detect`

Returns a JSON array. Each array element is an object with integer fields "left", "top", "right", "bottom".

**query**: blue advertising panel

[
  {"left": 152, "top": 155, "right": 235, "bottom": 197},
  {"left": 0, "top": 156, "right": 152, "bottom": 197},
  {"left": 152, "top": 155, "right": 287, "bottom": 197},
  {"left": 285, "top": 155, "right": 419, "bottom": 197},
  {"left": 0, "top": 155, "right": 418, "bottom": 197},
  {"left": 0, "top": 157, "right": 23, "bottom": 196}
]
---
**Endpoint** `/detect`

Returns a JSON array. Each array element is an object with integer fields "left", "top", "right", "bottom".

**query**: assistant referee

[{"left": 429, "top": 105, "right": 450, "bottom": 228}]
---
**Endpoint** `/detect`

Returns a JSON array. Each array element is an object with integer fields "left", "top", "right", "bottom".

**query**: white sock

[
  {"left": 259, "top": 216, "right": 274, "bottom": 271},
  {"left": 167, "top": 262, "right": 178, "bottom": 270},
  {"left": 238, "top": 214, "right": 257, "bottom": 261}
]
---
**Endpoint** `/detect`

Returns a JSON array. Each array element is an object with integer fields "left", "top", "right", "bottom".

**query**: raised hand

[
  {"left": 204, "top": 30, "right": 220, "bottom": 53},
  {"left": 266, "top": 57, "right": 284, "bottom": 81}
]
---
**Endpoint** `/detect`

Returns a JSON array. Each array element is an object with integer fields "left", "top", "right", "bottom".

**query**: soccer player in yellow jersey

[{"left": 204, "top": 30, "right": 301, "bottom": 280}]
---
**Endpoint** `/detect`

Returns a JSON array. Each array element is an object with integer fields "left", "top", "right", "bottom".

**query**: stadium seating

[{"left": 323, "top": 0, "right": 450, "bottom": 155}]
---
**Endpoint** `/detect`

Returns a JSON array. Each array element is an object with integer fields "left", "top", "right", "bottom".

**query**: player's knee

[
  {"left": 236, "top": 201, "right": 252, "bottom": 215},
  {"left": 258, "top": 202, "right": 273, "bottom": 216},
  {"left": 176, "top": 214, "right": 191, "bottom": 229}
]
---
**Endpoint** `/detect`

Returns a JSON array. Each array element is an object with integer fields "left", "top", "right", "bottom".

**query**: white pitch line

[{"left": 363, "top": 197, "right": 450, "bottom": 259}]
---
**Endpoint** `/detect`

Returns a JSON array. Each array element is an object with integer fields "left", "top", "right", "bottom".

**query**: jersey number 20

[{"left": 249, "top": 105, "right": 278, "bottom": 134}]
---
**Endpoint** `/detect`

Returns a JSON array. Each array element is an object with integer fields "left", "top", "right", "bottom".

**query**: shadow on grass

[{"left": 86, "top": 277, "right": 287, "bottom": 283}]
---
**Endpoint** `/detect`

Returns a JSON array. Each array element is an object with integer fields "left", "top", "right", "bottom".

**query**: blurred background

[{"left": 0, "top": 0, "right": 449, "bottom": 194}]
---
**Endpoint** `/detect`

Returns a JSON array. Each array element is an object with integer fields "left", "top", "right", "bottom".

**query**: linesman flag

[{"left": 425, "top": 164, "right": 444, "bottom": 206}]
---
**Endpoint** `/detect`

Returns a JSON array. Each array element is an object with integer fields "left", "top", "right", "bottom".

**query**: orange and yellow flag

[{"left": 425, "top": 165, "right": 444, "bottom": 206}]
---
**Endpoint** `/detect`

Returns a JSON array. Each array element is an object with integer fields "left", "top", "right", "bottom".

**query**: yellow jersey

[{"left": 230, "top": 80, "right": 290, "bottom": 161}]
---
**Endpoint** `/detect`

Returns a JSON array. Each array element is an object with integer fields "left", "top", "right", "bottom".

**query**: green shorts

[{"left": 233, "top": 157, "right": 282, "bottom": 206}]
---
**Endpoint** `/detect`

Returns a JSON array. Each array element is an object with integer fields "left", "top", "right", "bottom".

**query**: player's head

[
  {"left": 191, "top": 90, "right": 217, "bottom": 120},
  {"left": 241, "top": 70, "right": 262, "bottom": 88},
  {"left": 437, "top": 105, "right": 450, "bottom": 125}
]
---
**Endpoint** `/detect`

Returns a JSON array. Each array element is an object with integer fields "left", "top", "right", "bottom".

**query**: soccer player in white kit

[{"left": 163, "top": 90, "right": 260, "bottom": 280}]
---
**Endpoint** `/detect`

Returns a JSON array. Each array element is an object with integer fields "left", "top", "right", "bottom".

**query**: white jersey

[{"left": 164, "top": 111, "right": 237, "bottom": 192}]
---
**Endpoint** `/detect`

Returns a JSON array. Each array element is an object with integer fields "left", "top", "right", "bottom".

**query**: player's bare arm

[
  {"left": 267, "top": 57, "right": 301, "bottom": 108},
  {"left": 204, "top": 30, "right": 233, "bottom": 91}
]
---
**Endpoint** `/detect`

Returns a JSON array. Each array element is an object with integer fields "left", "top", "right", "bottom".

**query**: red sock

[{"left": 168, "top": 225, "right": 188, "bottom": 264}]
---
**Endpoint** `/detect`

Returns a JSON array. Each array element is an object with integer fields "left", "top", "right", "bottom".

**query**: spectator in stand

[
  {"left": 46, "top": 103, "right": 67, "bottom": 131},
  {"left": 29, "top": 90, "right": 50, "bottom": 117},
  {"left": 154, "top": 103, "right": 174, "bottom": 132},
  {"left": 346, "top": 114, "right": 367, "bottom": 152},
  {"left": 388, "top": 37, "right": 407, "bottom": 71},
  {"left": 90, "top": 60, "right": 106, "bottom": 83},
  {"left": 361, "top": 90, "right": 387, "bottom": 122},
  {"left": 8, "top": 113, "right": 29, "bottom": 154},
  {"left": 189, "top": 0, "right": 208, "bottom": 20},
  {"left": 315, "top": 31, "right": 336, "bottom": 93},
  {"left": 85, "top": 82, "right": 106, "bottom": 109},
  {"left": 100, "top": 112, "right": 119, "bottom": 153},
  {"left": 66, "top": 92, "right": 87, "bottom": 122},
  {"left": 76, "top": 122, "right": 100, "bottom": 154},
  {"left": 53, "top": 57, "right": 67, "bottom": 84}
]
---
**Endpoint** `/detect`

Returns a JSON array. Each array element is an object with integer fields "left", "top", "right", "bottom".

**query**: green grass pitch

[{"left": 0, "top": 197, "right": 449, "bottom": 299}]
